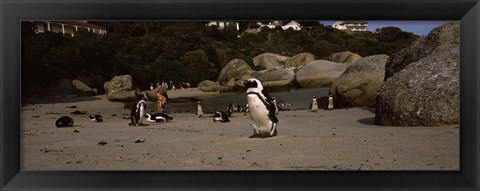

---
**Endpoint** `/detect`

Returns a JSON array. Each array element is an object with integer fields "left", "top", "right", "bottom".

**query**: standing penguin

[
  {"left": 197, "top": 102, "right": 204, "bottom": 118},
  {"left": 328, "top": 94, "right": 334, "bottom": 110},
  {"left": 226, "top": 103, "right": 234, "bottom": 117},
  {"left": 309, "top": 96, "right": 319, "bottom": 112},
  {"left": 271, "top": 97, "right": 279, "bottom": 115},
  {"left": 129, "top": 97, "right": 147, "bottom": 126},
  {"left": 240, "top": 78, "right": 278, "bottom": 138}
]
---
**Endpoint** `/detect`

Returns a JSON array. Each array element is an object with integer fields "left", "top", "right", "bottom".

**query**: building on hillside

[
  {"left": 207, "top": 21, "right": 240, "bottom": 30},
  {"left": 32, "top": 21, "right": 107, "bottom": 37},
  {"left": 281, "top": 21, "right": 301, "bottom": 31},
  {"left": 332, "top": 21, "right": 368, "bottom": 32}
]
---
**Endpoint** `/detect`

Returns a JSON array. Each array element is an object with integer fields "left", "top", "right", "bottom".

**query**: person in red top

[{"left": 157, "top": 88, "right": 167, "bottom": 112}]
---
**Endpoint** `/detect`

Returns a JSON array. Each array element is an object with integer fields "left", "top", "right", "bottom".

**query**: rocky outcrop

[
  {"left": 72, "top": 79, "right": 97, "bottom": 95},
  {"left": 284, "top": 53, "right": 315, "bottom": 68},
  {"left": 295, "top": 60, "right": 349, "bottom": 88},
  {"left": 329, "top": 51, "right": 362, "bottom": 64},
  {"left": 218, "top": 78, "right": 242, "bottom": 93},
  {"left": 329, "top": 55, "right": 389, "bottom": 108},
  {"left": 384, "top": 22, "right": 460, "bottom": 80},
  {"left": 252, "top": 53, "right": 290, "bottom": 70},
  {"left": 198, "top": 80, "right": 219, "bottom": 92},
  {"left": 104, "top": 75, "right": 142, "bottom": 102},
  {"left": 256, "top": 67, "right": 296, "bottom": 91},
  {"left": 217, "top": 59, "right": 257, "bottom": 84},
  {"left": 375, "top": 24, "right": 460, "bottom": 126}
]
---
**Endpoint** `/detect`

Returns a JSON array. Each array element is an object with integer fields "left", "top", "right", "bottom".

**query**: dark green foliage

[{"left": 21, "top": 21, "right": 419, "bottom": 97}]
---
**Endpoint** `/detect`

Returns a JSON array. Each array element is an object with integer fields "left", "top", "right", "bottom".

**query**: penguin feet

[{"left": 249, "top": 134, "right": 260, "bottom": 138}]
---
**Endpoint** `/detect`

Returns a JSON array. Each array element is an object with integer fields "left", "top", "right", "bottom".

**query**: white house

[
  {"left": 33, "top": 21, "right": 107, "bottom": 37},
  {"left": 281, "top": 21, "right": 301, "bottom": 31},
  {"left": 332, "top": 21, "right": 368, "bottom": 32},
  {"left": 207, "top": 21, "right": 240, "bottom": 30}
]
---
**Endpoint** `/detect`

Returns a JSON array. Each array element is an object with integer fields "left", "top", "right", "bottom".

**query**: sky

[{"left": 320, "top": 20, "right": 455, "bottom": 36}]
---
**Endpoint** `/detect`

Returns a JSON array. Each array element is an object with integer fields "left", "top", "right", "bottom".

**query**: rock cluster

[
  {"left": 104, "top": 75, "right": 143, "bottom": 102},
  {"left": 375, "top": 22, "right": 459, "bottom": 126},
  {"left": 329, "top": 55, "right": 389, "bottom": 108}
]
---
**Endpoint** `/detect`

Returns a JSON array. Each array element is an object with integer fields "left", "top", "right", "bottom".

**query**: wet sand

[{"left": 20, "top": 89, "right": 459, "bottom": 170}]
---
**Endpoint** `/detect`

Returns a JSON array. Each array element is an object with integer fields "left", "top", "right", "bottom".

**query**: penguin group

[
  {"left": 89, "top": 115, "right": 103, "bottom": 122},
  {"left": 213, "top": 111, "right": 230, "bottom": 123}
]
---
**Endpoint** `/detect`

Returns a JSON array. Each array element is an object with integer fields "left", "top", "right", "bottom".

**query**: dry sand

[{"left": 20, "top": 89, "right": 459, "bottom": 170}]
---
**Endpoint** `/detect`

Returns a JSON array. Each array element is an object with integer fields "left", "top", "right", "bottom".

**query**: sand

[{"left": 20, "top": 88, "right": 459, "bottom": 170}]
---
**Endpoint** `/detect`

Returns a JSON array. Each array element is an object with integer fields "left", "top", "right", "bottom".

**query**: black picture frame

[{"left": 1, "top": 0, "right": 479, "bottom": 190}]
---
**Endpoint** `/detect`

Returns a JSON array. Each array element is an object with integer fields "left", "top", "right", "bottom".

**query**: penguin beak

[{"left": 236, "top": 80, "right": 246, "bottom": 87}]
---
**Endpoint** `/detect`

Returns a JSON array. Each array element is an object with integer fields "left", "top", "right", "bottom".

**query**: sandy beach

[{"left": 20, "top": 88, "right": 459, "bottom": 170}]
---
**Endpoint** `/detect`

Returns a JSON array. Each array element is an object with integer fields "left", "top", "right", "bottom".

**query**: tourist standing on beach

[
  {"left": 129, "top": 97, "right": 147, "bottom": 126},
  {"left": 157, "top": 88, "right": 167, "bottom": 112}
]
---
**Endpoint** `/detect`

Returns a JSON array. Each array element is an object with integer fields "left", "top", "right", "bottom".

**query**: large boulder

[
  {"left": 198, "top": 80, "right": 219, "bottom": 92},
  {"left": 329, "top": 51, "right": 362, "bottom": 63},
  {"left": 375, "top": 46, "right": 459, "bottom": 126},
  {"left": 252, "top": 53, "right": 290, "bottom": 70},
  {"left": 72, "top": 79, "right": 97, "bottom": 95},
  {"left": 284, "top": 53, "right": 316, "bottom": 68},
  {"left": 329, "top": 55, "right": 389, "bottom": 108},
  {"left": 218, "top": 78, "right": 242, "bottom": 93},
  {"left": 217, "top": 59, "right": 257, "bottom": 84},
  {"left": 104, "top": 75, "right": 142, "bottom": 102},
  {"left": 295, "top": 60, "right": 349, "bottom": 88},
  {"left": 384, "top": 22, "right": 459, "bottom": 80},
  {"left": 256, "top": 67, "right": 296, "bottom": 91}
]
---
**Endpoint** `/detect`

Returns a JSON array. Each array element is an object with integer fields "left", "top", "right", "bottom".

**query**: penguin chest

[{"left": 247, "top": 94, "right": 272, "bottom": 127}]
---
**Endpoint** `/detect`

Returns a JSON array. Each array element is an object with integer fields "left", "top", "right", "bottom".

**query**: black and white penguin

[
  {"left": 240, "top": 78, "right": 278, "bottom": 138},
  {"left": 129, "top": 98, "right": 147, "bottom": 126},
  {"left": 89, "top": 114, "right": 103, "bottom": 122},
  {"left": 145, "top": 113, "right": 173, "bottom": 123},
  {"left": 234, "top": 104, "right": 248, "bottom": 113},
  {"left": 277, "top": 101, "right": 292, "bottom": 111},
  {"left": 56, "top": 116, "right": 74, "bottom": 127},
  {"left": 309, "top": 96, "right": 319, "bottom": 112},
  {"left": 226, "top": 103, "right": 234, "bottom": 117},
  {"left": 213, "top": 111, "right": 230, "bottom": 123},
  {"left": 328, "top": 94, "right": 334, "bottom": 110},
  {"left": 197, "top": 102, "right": 204, "bottom": 118},
  {"left": 271, "top": 97, "right": 279, "bottom": 115}
]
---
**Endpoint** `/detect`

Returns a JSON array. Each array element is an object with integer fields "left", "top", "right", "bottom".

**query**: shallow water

[{"left": 165, "top": 87, "right": 330, "bottom": 113}]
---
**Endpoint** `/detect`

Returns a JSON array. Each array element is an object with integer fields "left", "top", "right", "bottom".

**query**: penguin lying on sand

[
  {"left": 213, "top": 111, "right": 230, "bottom": 123},
  {"left": 240, "top": 78, "right": 278, "bottom": 138},
  {"left": 89, "top": 115, "right": 103, "bottom": 122},
  {"left": 56, "top": 116, "right": 74, "bottom": 127},
  {"left": 145, "top": 113, "right": 173, "bottom": 123}
]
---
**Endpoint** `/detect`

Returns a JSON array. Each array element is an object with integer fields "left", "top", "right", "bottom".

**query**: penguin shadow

[{"left": 357, "top": 117, "right": 375, "bottom": 125}]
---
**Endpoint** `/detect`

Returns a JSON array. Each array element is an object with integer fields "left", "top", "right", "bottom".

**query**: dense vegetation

[{"left": 21, "top": 21, "right": 419, "bottom": 96}]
